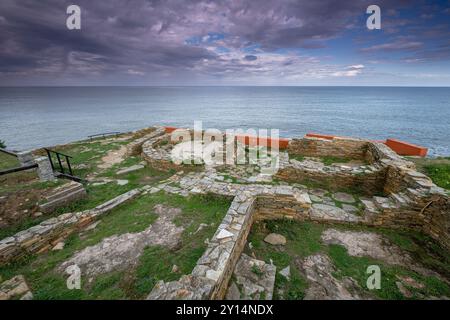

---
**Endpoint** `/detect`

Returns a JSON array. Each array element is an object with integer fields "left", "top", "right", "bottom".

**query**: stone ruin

[
  {"left": 0, "top": 126, "right": 448, "bottom": 300},
  {"left": 136, "top": 127, "right": 449, "bottom": 300}
]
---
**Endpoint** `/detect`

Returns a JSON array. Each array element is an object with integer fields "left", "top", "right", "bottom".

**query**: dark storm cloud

[{"left": 0, "top": 0, "right": 447, "bottom": 84}]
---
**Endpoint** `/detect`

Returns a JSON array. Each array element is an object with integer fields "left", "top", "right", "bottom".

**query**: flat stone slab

[
  {"left": 279, "top": 266, "right": 290, "bottom": 280},
  {"left": 309, "top": 195, "right": 323, "bottom": 203},
  {"left": 116, "top": 164, "right": 145, "bottom": 175},
  {"left": 116, "top": 179, "right": 129, "bottom": 186},
  {"left": 342, "top": 204, "right": 359, "bottom": 213},
  {"left": 264, "top": 233, "right": 286, "bottom": 245},
  {"left": 311, "top": 204, "right": 360, "bottom": 222},
  {"left": 332, "top": 192, "right": 356, "bottom": 203}
]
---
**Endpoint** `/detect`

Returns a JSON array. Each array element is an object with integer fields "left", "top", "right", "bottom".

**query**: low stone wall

[
  {"left": 275, "top": 164, "right": 386, "bottom": 195},
  {"left": 39, "top": 182, "right": 87, "bottom": 213},
  {"left": 147, "top": 192, "right": 257, "bottom": 299},
  {"left": 0, "top": 188, "right": 142, "bottom": 266},
  {"left": 141, "top": 132, "right": 180, "bottom": 172},
  {"left": 287, "top": 137, "right": 369, "bottom": 160},
  {"left": 126, "top": 127, "right": 164, "bottom": 157},
  {"left": 147, "top": 183, "right": 312, "bottom": 300}
]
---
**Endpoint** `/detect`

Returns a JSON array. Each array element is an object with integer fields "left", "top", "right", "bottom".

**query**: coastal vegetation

[{"left": 409, "top": 157, "right": 450, "bottom": 190}]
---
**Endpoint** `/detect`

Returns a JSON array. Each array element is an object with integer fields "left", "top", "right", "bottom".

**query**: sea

[{"left": 0, "top": 86, "right": 449, "bottom": 156}]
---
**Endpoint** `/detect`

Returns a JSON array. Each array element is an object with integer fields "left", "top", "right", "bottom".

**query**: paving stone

[
  {"left": 116, "top": 179, "right": 129, "bottom": 186},
  {"left": 332, "top": 192, "right": 356, "bottom": 203},
  {"left": 116, "top": 164, "right": 145, "bottom": 175}
]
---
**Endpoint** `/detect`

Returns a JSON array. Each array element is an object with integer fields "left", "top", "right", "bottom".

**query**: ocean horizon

[{"left": 1, "top": 86, "right": 449, "bottom": 156}]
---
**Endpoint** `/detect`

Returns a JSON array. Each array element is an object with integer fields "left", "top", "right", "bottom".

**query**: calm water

[{"left": 0, "top": 86, "right": 449, "bottom": 156}]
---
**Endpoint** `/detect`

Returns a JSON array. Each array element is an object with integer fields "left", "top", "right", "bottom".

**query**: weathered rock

[
  {"left": 311, "top": 204, "right": 360, "bottom": 222},
  {"left": 226, "top": 254, "right": 276, "bottom": 300},
  {"left": 116, "top": 179, "right": 129, "bottom": 186},
  {"left": 0, "top": 275, "right": 31, "bottom": 300},
  {"left": 279, "top": 266, "right": 290, "bottom": 280},
  {"left": 321, "top": 229, "right": 412, "bottom": 266},
  {"left": 52, "top": 242, "right": 65, "bottom": 251},
  {"left": 300, "top": 254, "right": 370, "bottom": 300},
  {"left": 225, "top": 281, "right": 241, "bottom": 300},
  {"left": 264, "top": 233, "right": 286, "bottom": 246}
]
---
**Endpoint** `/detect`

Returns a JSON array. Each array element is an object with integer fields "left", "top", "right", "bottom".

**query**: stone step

[
  {"left": 40, "top": 187, "right": 87, "bottom": 213},
  {"left": 373, "top": 196, "right": 398, "bottom": 210},
  {"left": 45, "top": 182, "right": 84, "bottom": 203}
]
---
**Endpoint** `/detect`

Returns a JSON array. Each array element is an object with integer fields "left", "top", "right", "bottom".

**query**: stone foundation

[{"left": 0, "top": 188, "right": 142, "bottom": 266}]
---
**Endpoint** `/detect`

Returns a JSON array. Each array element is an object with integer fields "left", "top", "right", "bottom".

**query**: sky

[{"left": 0, "top": 0, "right": 449, "bottom": 86}]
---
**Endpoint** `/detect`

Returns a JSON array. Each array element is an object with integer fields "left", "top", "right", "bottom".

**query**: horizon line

[{"left": 1, "top": 85, "right": 450, "bottom": 88}]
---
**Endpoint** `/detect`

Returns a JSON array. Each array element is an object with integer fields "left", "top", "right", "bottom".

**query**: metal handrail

[
  {"left": 44, "top": 148, "right": 74, "bottom": 176},
  {"left": 0, "top": 148, "right": 18, "bottom": 157},
  {"left": 87, "top": 132, "right": 121, "bottom": 140}
]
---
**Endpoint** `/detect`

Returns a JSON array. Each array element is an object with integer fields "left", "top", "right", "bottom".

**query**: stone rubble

[{"left": 225, "top": 253, "right": 276, "bottom": 300}]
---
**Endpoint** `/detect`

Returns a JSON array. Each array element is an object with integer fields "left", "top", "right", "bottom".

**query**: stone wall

[
  {"left": 126, "top": 127, "right": 163, "bottom": 157},
  {"left": 275, "top": 164, "right": 386, "bottom": 195},
  {"left": 39, "top": 182, "right": 87, "bottom": 213},
  {"left": 287, "top": 137, "right": 369, "bottom": 160},
  {"left": 147, "top": 192, "right": 257, "bottom": 300}
]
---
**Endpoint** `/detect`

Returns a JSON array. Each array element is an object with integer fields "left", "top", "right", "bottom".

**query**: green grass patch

[
  {"left": 246, "top": 220, "right": 326, "bottom": 299},
  {"left": 0, "top": 152, "right": 20, "bottom": 171},
  {"left": 328, "top": 244, "right": 450, "bottom": 299},
  {"left": 423, "top": 163, "right": 450, "bottom": 190},
  {"left": 289, "top": 154, "right": 305, "bottom": 162},
  {"left": 408, "top": 157, "right": 450, "bottom": 190}
]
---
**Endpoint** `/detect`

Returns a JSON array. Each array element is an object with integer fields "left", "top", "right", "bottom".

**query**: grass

[
  {"left": 0, "top": 192, "right": 231, "bottom": 300},
  {"left": 246, "top": 220, "right": 326, "bottom": 300},
  {"left": 47, "top": 139, "right": 131, "bottom": 179},
  {"left": 423, "top": 163, "right": 450, "bottom": 190},
  {"left": 0, "top": 152, "right": 20, "bottom": 171},
  {"left": 408, "top": 156, "right": 450, "bottom": 190},
  {"left": 247, "top": 220, "right": 450, "bottom": 300},
  {"left": 289, "top": 154, "right": 305, "bottom": 162},
  {"left": 320, "top": 156, "right": 351, "bottom": 166}
]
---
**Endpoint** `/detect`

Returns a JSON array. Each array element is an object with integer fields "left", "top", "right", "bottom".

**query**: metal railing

[
  {"left": 87, "top": 132, "right": 121, "bottom": 140},
  {"left": 44, "top": 148, "right": 74, "bottom": 176}
]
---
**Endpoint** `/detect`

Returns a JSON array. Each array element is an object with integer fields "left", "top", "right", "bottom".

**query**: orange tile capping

[
  {"left": 305, "top": 133, "right": 336, "bottom": 140},
  {"left": 235, "top": 134, "right": 290, "bottom": 149},
  {"left": 164, "top": 127, "right": 289, "bottom": 149},
  {"left": 385, "top": 139, "right": 428, "bottom": 157},
  {"left": 164, "top": 126, "right": 178, "bottom": 134},
  {"left": 305, "top": 132, "right": 428, "bottom": 157}
]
